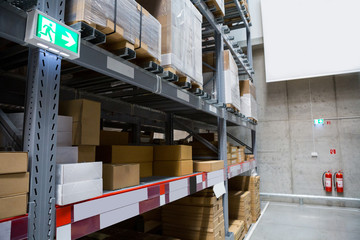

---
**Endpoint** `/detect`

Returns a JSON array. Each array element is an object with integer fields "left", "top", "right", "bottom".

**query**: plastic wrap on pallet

[
  {"left": 202, "top": 51, "right": 240, "bottom": 110},
  {"left": 137, "top": 0, "right": 203, "bottom": 86},
  {"left": 224, "top": 50, "right": 241, "bottom": 111},
  {"left": 240, "top": 80, "right": 257, "bottom": 119},
  {"left": 65, "top": 0, "right": 161, "bottom": 61}
]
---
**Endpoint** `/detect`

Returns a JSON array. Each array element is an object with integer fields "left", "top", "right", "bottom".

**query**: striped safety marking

[
  {"left": 0, "top": 215, "right": 28, "bottom": 240},
  {"left": 0, "top": 161, "right": 257, "bottom": 240}
]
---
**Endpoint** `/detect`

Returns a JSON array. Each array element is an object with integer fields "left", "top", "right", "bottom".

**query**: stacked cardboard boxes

[
  {"left": 162, "top": 190, "right": 225, "bottom": 240},
  {"left": 96, "top": 145, "right": 153, "bottom": 178},
  {"left": 59, "top": 99, "right": 101, "bottom": 163},
  {"left": 0, "top": 152, "right": 29, "bottom": 219},
  {"left": 65, "top": 0, "right": 161, "bottom": 62},
  {"left": 84, "top": 228, "right": 180, "bottom": 240},
  {"left": 238, "top": 146, "right": 245, "bottom": 163},
  {"left": 229, "top": 191, "right": 252, "bottom": 233},
  {"left": 229, "top": 220, "right": 245, "bottom": 240},
  {"left": 138, "top": 0, "right": 203, "bottom": 86},
  {"left": 240, "top": 80, "right": 257, "bottom": 120},
  {"left": 56, "top": 162, "right": 103, "bottom": 205},
  {"left": 229, "top": 176, "right": 261, "bottom": 223},
  {"left": 153, "top": 145, "right": 193, "bottom": 177},
  {"left": 227, "top": 145, "right": 239, "bottom": 166}
]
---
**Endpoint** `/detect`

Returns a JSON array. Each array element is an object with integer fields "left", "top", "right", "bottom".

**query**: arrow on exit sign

[{"left": 25, "top": 10, "right": 80, "bottom": 59}]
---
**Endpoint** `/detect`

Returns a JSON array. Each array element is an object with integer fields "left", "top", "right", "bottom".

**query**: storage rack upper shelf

[{"left": 0, "top": 3, "right": 256, "bottom": 130}]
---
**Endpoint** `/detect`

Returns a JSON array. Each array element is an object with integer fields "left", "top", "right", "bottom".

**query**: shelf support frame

[{"left": 23, "top": 1, "right": 65, "bottom": 239}]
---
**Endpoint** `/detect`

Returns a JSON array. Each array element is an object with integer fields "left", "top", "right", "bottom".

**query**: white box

[
  {"left": 56, "top": 147, "right": 78, "bottom": 164},
  {"left": 56, "top": 162, "right": 102, "bottom": 185},
  {"left": 7, "top": 113, "right": 72, "bottom": 132},
  {"left": 56, "top": 179, "right": 103, "bottom": 205},
  {"left": 57, "top": 116, "right": 73, "bottom": 132},
  {"left": 240, "top": 94, "right": 257, "bottom": 119},
  {"left": 57, "top": 132, "right": 72, "bottom": 146}
]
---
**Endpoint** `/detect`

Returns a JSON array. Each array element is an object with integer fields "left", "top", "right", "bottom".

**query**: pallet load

[
  {"left": 162, "top": 190, "right": 225, "bottom": 240},
  {"left": 137, "top": 0, "right": 203, "bottom": 88},
  {"left": 153, "top": 145, "right": 193, "bottom": 177},
  {"left": 83, "top": 228, "right": 180, "bottom": 240},
  {"left": 240, "top": 80, "right": 257, "bottom": 121},
  {"left": 203, "top": 50, "right": 241, "bottom": 113},
  {"left": 0, "top": 152, "right": 29, "bottom": 219},
  {"left": 56, "top": 162, "right": 103, "bottom": 205},
  {"left": 228, "top": 145, "right": 239, "bottom": 165},
  {"left": 229, "top": 176, "right": 261, "bottom": 223},
  {"left": 238, "top": 146, "right": 245, "bottom": 163},
  {"left": 245, "top": 154, "right": 255, "bottom": 162},
  {"left": 65, "top": 0, "right": 161, "bottom": 63},
  {"left": 229, "top": 191, "right": 252, "bottom": 233},
  {"left": 59, "top": 99, "right": 102, "bottom": 163},
  {"left": 229, "top": 220, "right": 245, "bottom": 240}
]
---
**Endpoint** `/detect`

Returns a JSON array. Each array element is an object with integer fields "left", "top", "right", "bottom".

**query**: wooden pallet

[
  {"left": 226, "top": 103, "right": 240, "bottom": 114},
  {"left": 205, "top": 0, "right": 225, "bottom": 17},
  {"left": 248, "top": 117, "right": 258, "bottom": 124},
  {"left": 164, "top": 67, "right": 203, "bottom": 91}
]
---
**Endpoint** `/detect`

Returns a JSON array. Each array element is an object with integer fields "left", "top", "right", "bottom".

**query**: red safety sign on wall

[
  {"left": 326, "top": 121, "right": 331, "bottom": 125},
  {"left": 330, "top": 149, "right": 336, "bottom": 154}
]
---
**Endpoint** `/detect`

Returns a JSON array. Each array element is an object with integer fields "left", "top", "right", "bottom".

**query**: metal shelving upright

[{"left": 0, "top": 0, "right": 255, "bottom": 239}]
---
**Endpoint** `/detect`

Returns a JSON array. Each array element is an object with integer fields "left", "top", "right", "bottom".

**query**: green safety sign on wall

[{"left": 25, "top": 9, "right": 80, "bottom": 59}]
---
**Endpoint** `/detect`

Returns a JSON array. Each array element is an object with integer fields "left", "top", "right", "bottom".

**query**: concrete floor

[{"left": 248, "top": 202, "right": 360, "bottom": 240}]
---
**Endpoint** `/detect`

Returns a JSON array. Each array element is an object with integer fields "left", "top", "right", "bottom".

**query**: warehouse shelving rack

[{"left": 0, "top": 0, "right": 255, "bottom": 239}]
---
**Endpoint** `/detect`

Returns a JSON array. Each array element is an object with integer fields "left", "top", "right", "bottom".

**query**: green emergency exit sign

[{"left": 25, "top": 10, "right": 80, "bottom": 59}]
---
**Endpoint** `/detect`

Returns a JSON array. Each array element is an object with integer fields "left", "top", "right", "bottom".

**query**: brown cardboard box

[
  {"left": 153, "top": 160, "right": 193, "bottom": 177},
  {"left": 240, "top": 80, "right": 256, "bottom": 99},
  {"left": 78, "top": 145, "right": 96, "bottom": 162},
  {"left": 59, "top": 99, "right": 101, "bottom": 146},
  {"left": 0, "top": 194, "right": 27, "bottom": 219},
  {"left": 154, "top": 145, "right": 192, "bottom": 161},
  {"left": 103, "top": 164, "right": 139, "bottom": 190},
  {"left": 100, "top": 130, "right": 129, "bottom": 145},
  {"left": 96, "top": 146, "right": 153, "bottom": 163},
  {"left": 0, "top": 152, "right": 28, "bottom": 174},
  {"left": 173, "top": 196, "right": 222, "bottom": 207},
  {"left": 0, "top": 172, "right": 29, "bottom": 197},
  {"left": 193, "top": 160, "right": 224, "bottom": 172},
  {"left": 229, "top": 220, "right": 245, "bottom": 240},
  {"left": 227, "top": 159, "right": 237, "bottom": 166},
  {"left": 140, "top": 162, "right": 153, "bottom": 178}
]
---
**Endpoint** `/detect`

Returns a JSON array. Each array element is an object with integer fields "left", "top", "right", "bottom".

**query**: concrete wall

[{"left": 237, "top": 47, "right": 360, "bottom": 199}]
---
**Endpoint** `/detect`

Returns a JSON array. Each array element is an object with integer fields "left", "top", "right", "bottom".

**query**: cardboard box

[
  {"left": 103, "top": 163, "right": 139, "bottom": 190},
  {"left": 154, "top": 145, "right": 192, "bottom": 161},
  {"left": 59, "top": 99, "right": 101, "bottom": 146},
  {"left": 57, "top": 116, "right": 73, "bottom": 132},
  {"left": 193, "top": 160, "right": 224, "bottom": 172},
  {"left": 162, "top": 201, "right": 223, "bottom": 217},
  {"left": 96, "top": 146, "right": 153, "bottom": 163},
  {"left": 153, "top": 160, "right": 193, "bottom": 177},
  {"left": 56, "top": 162, "right": 102, "bottom": 185},
  {"left": 56, "top": 179, "right": 103, "bottom": 205},
  {"left": 0, "top": 194, "right": 27, "bottom": 219},
  {"left": 140, "top": 162, "right": 153, "bottom": 178},
  {"left": 0, "top": 172, "right": 29, "bottom": 197},
  {"left": 56, "top": 146, "right": 78, "bottom": 164},
  {"left": 173, "top": 196, "right": 222, "bottom": 207},
  {"left": 229, "top": 220, "right": 244, "bottom": 240},
  {"left": 78, "top": 145, "right": 96, "bottom": 162},
  {"left": 100, "top": 130, "right": 129, "bottom": 145},
  {"left": 240, "top": 80, "right": 257, "bottom": 119},
  {"left": 0, "top": 152, "right": 28, "bottom": 174},
  {"left": 162, "top": 213, "right": 224, "bottom": 231},
  {"left": 193, "top": 133, "right": 218, "bottom": 142}
]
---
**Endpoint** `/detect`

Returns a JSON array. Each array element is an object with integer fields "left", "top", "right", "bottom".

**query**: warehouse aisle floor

[{"left": 247, "top": 202, "right": 360, "bottom": 240}]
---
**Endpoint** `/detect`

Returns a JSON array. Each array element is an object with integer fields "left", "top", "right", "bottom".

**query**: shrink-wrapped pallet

[
  {"left": 203, "top": 50, "right": 241, "bottom": 111},
  {"left": 65, "top": 0, "right": 161, "bottom": 61},
  {"left": 137, "top": 0, "right": 203, "bottom": 86}
]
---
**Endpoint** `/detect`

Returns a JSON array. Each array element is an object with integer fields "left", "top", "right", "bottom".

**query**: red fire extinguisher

[
  {"left": 322, "top": 171, "right": 332, "bottom": 192},
  {"left": 334, "top": 170, "right": 344, "bottom": 193}
]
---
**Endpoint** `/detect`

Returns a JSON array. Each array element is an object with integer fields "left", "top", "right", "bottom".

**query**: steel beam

[
  {"left": 165, "top": 113, "right": 174, "bottom": 145},
  {"left": 227, "top": 132, "right": 252, "bottom": 152},
  {"left": 24, "top": 1, "right": 64, "bottom": 239}
]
